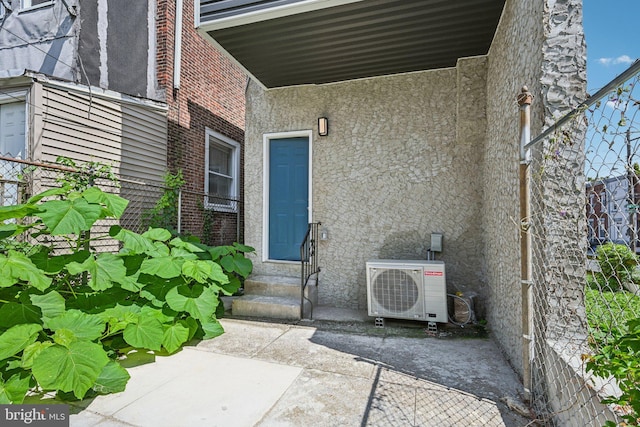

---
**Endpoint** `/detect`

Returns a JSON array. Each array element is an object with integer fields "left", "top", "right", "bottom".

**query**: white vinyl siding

[{"left": 37, "top": 84, "right": 167, "bottom": 182}]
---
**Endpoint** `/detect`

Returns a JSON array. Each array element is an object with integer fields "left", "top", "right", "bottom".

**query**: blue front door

[{"left": 269, "top": 137, "right": 309, "bottom": 261}]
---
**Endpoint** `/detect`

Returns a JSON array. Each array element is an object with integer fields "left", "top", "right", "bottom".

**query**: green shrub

[
  {"left": 587, "top": 317, "right": 640, "bottom": 427},
  {"left": 0, "top": 184, "right": 253, "bottom": 402},
  {"left": 585, "top": 287, "right": 640, "bottom": 346},
  {"left": 596, "top": 243, "right": 638, "bottom": 291}
]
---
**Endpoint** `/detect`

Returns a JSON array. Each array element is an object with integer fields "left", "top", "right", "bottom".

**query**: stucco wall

[
  {"left": 246, "top": 59, "right": 488, "bottom": 310},
  {"left": 484, "top": 0, "right": 546, "bottom": 380},
  {"left": 484, "top": 0, "right": 587, "bottom": 398}
]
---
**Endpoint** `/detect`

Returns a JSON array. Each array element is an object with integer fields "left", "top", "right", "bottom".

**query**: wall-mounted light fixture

[
  {"left": 318, "top": 117, "right": 328, "bottom": 136},
  {"left": 320, "top": 227, "right": 329, "bottom": 240}
]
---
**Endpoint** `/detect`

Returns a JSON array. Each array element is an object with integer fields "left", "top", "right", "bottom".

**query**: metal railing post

[
  {"left": 518, "top": 86, "right": 534, "bottom": 403},
  {"left": 177, "top": 188, "right": 182, "bottom": 234}
]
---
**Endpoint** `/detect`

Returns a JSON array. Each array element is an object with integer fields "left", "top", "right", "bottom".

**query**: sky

[{"left": 583, "top": 0, "right": 640, "bottom": 92}]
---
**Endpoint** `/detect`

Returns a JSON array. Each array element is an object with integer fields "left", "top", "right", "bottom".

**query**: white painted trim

[
  {"left": 198, "top": 0, "right": 366, "bottom": 31},
  {"left": 262, "top": 130, "right": 313, "bottom": 262},
  {"left": 148, "top": 0, "right": 158, "bottom": 98},
  {"left": 97, "top": 0, "right": 109, "bottom": 89},
  {"left": 205, "top": 128, "right": 241, "bottom": 213}
]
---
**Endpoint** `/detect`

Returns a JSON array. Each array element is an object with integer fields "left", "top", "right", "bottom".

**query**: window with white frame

[
  {"left": 0, "top": 93, "right": 27, "bottom": 207},
  {"left": 205, "top": 129, "right": 240, "bottom": 212},
  {"left": 0, "top": 101, "right": 26, "bottom": 159},
  {"left": 598, "top": 217, "right": 606, "bottom": 239}
]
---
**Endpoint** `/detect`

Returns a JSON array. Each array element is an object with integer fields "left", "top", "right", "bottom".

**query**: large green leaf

[
  {"left": 0, "top": 204, "right": 40, "bottom": 222},
  {"left": 32, "top": 341, "right": 109, "bottom": 399},
  {"left": 0, "top": 302, "right": 42, "bottom": 328},
  {"left": 165, "top": 284, "right": 219, "bottom": 321},
  {"left": 162, "top": 323, "right": 190, "bottom": 354},
  {"left": 140, "top": 256, "right": 183, "bottom": 279},
  {"left": 21, "top": 341, "right": 54, "bottom": 368},
  {"left": 200, "top": 318, "right": 225, "bottom": 340},
  {"left": 82, "top": 187, "right": 128, "bottom": 218},
  {"left": 170, "top": 237, "right": 206, "bottom": 254},
  {"left": 0, "top": 371, "right": 31, "bottom": 404},
  {"left": 45, "top": 310, "right": 105, "bottom": 342},
  {"left": 38, "top": 198, "right": 103, "bottom": 235},
  {"left": 142, "top": 228, "right": 172, "bottom": 242},
  {"left": 110, "top": 226, "right": 158, "bottom": 254},
  {"left": 139, "top": 278, "right": 184, "bottom": 307},
  {"left": 181, "top": 259, "right": 228, "bottom": 285},
  {"left": 233, "top": 242, "right": 255, "bottom": 253},
  {"left": 123, "top": 316, "right": 164, "bottom": 351},
  {"left": 0, "top": 251, "right": 52, "bottom": 291},
  {"left": 66, "top": 286, "right": 129, "bottom": 313},
  {"left": 0, "top": 323, "right": 42, "bottom": 360},
  {"left": 220, "top": 275, "right": 242, "bottom": 296},
  {"left": 208, "top": 246, "right": 233, "bottom": 261},
  {"left": 92, "top": 360, "right": 130, "bottom": 394},
  {"left": 220, "top": 253, "right": 253, "bottom": 278},
  {"left": 29, "top": 249, "right": 90, "bottom": 274},
  {"left": 0, "top": 223, "right": 32, "bottom": 239},
  {"left": 27, "top": 186, "right": 70, "bottom": 204},
  {"left": 66, "top": 252, "right": 127, "bottom": 291},
  {"left": 99, "top": 304, "right": 141, "bottom": 335},
  {"left": 30, "top": 291, "right": 65, "bottom": 324}
]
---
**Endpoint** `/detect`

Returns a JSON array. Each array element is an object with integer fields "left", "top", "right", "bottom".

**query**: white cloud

[{"left": 598, "top": 55, "right": 635, "bottom": 66}]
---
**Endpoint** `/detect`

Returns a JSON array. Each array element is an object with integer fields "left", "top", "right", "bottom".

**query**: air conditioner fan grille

[{"left": 372, "top": 269, "right": 419, "bottom": 313}]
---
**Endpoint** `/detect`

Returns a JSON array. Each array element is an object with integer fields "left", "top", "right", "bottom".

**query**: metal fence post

[
  {"left": 518, "top": 86, "right": 533, "bottom": 402},
  {"left": 177, "top": 188, "right": 182, "bottom": 234}
]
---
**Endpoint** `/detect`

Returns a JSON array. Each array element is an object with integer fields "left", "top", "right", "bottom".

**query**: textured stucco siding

[
  {"left": 484, "top": 0, "right": 546, "bottom": 380},
  {"left": 246, "top": 60, "right": 488, "bottom": 310},
  {"left": 484, "top": 0, "right": 587, "bottom": 394}
]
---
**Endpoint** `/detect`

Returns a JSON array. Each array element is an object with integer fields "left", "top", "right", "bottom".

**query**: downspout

[
  {"left": 518, "top": 86, "right": 533, "bottom": 403},
  {"left": 173, "top": 0, "right": 183, "bottom": 92}
]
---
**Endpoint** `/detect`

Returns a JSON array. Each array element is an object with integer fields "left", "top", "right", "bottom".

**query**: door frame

[{"left": 262, "top": 130, "right": 313, "bottom": 262}]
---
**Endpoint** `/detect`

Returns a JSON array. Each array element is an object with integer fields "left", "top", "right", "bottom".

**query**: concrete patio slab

[
  {"left": 70, "top": 348, "right": 302, "bottom": 427},
  {"left": 68, "top": 315, "right": 532, "bottom": 427}
]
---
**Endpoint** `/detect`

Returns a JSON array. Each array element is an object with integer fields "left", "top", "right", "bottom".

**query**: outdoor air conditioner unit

[{"left": 366, "top": 260, "right": 447, "bottom": 322}]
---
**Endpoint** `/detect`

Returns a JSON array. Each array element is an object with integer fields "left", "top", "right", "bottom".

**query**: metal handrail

[
  {"left": 300, "top": 222, "right": 321, "bottom": 319},
  {"left": 524, "top": 59, "right": 640, "bottom": 152}
]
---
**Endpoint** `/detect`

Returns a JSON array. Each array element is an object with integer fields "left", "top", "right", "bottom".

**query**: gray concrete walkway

[{"left": 69, "top": 309, "right": 532, "bottom": 427}]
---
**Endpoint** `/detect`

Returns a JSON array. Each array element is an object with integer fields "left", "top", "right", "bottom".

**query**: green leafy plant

[
  {"left": 143, "top": 170, "right": 186, "bottom": 231},
  {"left": 0, "top": 183, "right": 253, "bottom": 403},
  {"left": 54, "top": 156, "right": 119, "bottom": 190},
  {"left": 587, "top": 317, "right": 640, "bottom": 427},
  {"left": 596, "top": 243, "right": 638, "bottom": 291},
  {"left": 585, "top": 287, "right": 640, "bottom": 346}
]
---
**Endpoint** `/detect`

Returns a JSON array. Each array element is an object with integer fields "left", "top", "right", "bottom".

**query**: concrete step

[
  {"left": 231, "top": 295, "right": 312, "bottom": 320},
  {"left": 245, "top": 275, "right": 317, "bottom": 304}
]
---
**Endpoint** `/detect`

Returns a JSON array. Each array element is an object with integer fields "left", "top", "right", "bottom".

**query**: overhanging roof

[{"left": 197, "top": 0, "right": 506, "bottom": 89}]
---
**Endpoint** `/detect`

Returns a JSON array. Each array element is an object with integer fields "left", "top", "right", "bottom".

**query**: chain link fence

[
  {"left": 526, "top": 61, "right": 640, "bottom": 425},
  {"left": 0, "top": 157, "right": 242, "bottom": 248}
]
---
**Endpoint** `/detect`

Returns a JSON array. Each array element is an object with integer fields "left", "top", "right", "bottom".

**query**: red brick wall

[{"left": 156, "top": 0, "right": 247, "bottom": 245}]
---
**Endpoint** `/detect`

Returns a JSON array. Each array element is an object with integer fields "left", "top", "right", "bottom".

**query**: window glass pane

[
  {"left": 0, "top": 102, "right": 26, "bottom": 159},
  {"left": 209, "top": 144, "right": 231, "bottom": 175},
  {"left": 208, "top": 173, "right": 232, "bottom": 197}
]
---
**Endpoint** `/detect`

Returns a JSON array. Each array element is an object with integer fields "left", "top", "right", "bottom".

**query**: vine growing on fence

[{"left": 0, "top": 182, "right": 253, "bottom": 403}]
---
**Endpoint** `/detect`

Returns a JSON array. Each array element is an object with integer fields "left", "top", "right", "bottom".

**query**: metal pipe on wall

[
  {"left": 518, "top": 86, "right": 534, "bottom": 402},
  {"left": 173, "top": 0, "right": 183, "bottom": 90}
]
